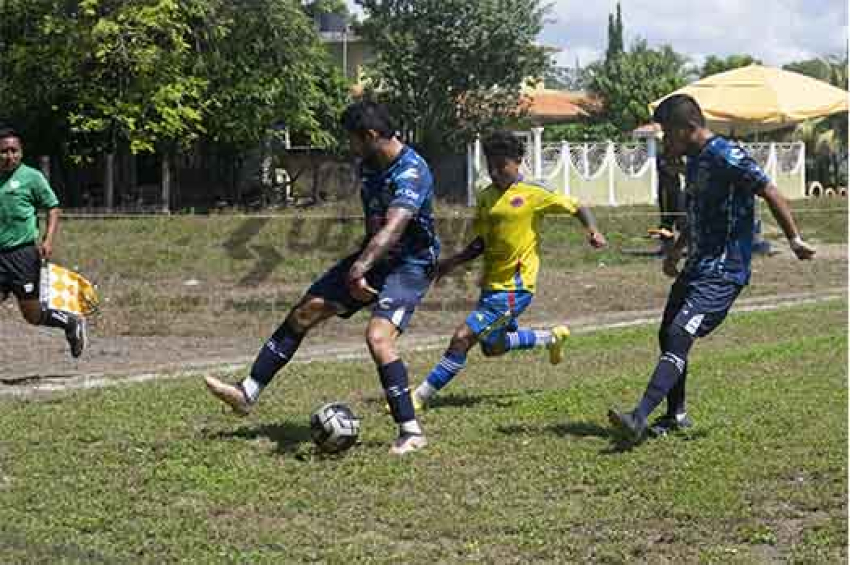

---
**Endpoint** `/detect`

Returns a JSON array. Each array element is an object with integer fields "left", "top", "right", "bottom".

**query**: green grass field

[
  {"left": 48, "top": 198, "right": 846, "bottom": 338},
  {"left": 1, "top": 299, "right": 845, "bottom": 563}
]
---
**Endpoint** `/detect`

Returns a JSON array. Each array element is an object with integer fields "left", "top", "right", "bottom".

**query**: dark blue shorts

[
  {"left": 662, "top": 275, "right": 743, "bottom": 337},
  {"left": 465, "top": 290, "right": 534, "bottom": 349},
  {"left": 306, "top": 253, "right": 433, "bottom": 332}
]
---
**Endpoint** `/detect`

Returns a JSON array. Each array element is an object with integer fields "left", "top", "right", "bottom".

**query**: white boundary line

[{"left": 0, "top": 289, "right": 844, "bottom": 397}]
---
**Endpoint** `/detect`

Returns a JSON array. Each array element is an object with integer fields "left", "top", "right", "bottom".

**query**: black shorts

[
  {"left": 0, "top": 243, "right": 41, "bottom": 300},
  {"left": 306, "top": 253, "right": 433, "bottom": 332},
  {"left": 662, "top": 275, "right": 743, "bottom": 338}
]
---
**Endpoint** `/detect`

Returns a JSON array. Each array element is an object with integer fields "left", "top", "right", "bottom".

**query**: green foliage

[
  {"left": 544, "top": 64, "right": 590, "bottom": 92},
  {"left": 605, "top": 2, "right": 624, "bottom": 64},
  {"left": 0, "top": 0, "right": 347, "bottom": 161},
  {"left": 590, "top": 39, "right": 690, "bottom": 133},
  {"left": 542, "top": 121, "right": 622, "bottom": 142},
  {"left": 195, "top": 0, "right": 347, "bottom": 151},
  {"left": 700, "top": 54, "right": 761, "bottom": 78},
  {"left": 303, "top": 0, "right": 349, "bottom": 18},
  {"left": 356, "top": 0, "right": 549, "bottom": 155}
]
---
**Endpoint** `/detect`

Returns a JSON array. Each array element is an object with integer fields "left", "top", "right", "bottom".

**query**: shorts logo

[
  {"left": 23, "top": 283, "right": 34, "bottom": 293},
  {"left": 510, "top": 196, "right": 525, "bottom": 208},
  {"left": 685, "top": 313, "right": 704, "bottom": 335},
  {"left": 399, "top": 188, "right": 419, "bottom": 200}
]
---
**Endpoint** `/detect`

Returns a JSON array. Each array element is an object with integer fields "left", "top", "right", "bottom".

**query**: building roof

[{"left": 519, "top": 89, "right": 600, "bottom": 124}]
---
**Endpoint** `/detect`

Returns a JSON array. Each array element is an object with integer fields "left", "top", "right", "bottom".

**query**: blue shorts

[
  {"left": 307, "top": 253, "right": 433, "bottom": 332},
  {"left": 662, "top": 275, "right": 743, "bottom": 337},
  {"left": 465, "top": 290, "right": 534, "bottom": 349}
]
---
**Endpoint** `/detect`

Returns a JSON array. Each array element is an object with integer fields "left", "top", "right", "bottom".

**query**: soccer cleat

[
  {"left": 204, "top": 376, "right": 253, "bottom": 416},
  {"left": 384, "top": 390, "right": 427, "bottom": 414},
  {"left": 389, "top": 433, "right": 428, "bottom": 455},
  {"left": 648, "top": 413, "right": 694, "bottom": 437},
  {"left": 65, "top": 315, "right": 88, "bottom": 358},
  {"left": 607, "top": 408, "right": 647, "bottom": 441},
  {"left": 548, "top": 325, "right": 571, "bottom": 365}
]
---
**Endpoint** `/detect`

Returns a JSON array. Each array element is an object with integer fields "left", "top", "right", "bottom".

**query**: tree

[
  {"left": 700, "top": 54, "right": 760, "bottom": 78},
  {"left": 784, "top": 55, "right": 848, "bottom": 90},
  {"left": 1, "top": 0, "right": 348, "bottom": 208},
  {"left": 545, "top": 62, "right": 590, "bottom": 91},
  {"left": 356, "top": 0, "right": 549, "bottom": 156},
  {"left": 303, "top": 0, "right": 349, "bottom": 19},
  {"left": 785, "top": 54, "right": 849, "bottom": 187},
  {"left": 589, "top": 39, "right": 690, "bottom": 134},
  {"left": 605, "top": 2, "right": 624, "bottom": 65},
  {"left": 195, "top": 0, "right": 347, "bottom": 152}
]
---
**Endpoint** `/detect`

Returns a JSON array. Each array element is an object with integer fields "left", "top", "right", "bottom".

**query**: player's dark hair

[
  {"left": 652, "top": 94, "right": 706, "bottom": 129},
  {"left": 341, "top": 101, "right": 396, "bottom": 138},
  {"left": 0, "top": 127, "right": 21, "bottom": 143},
  {"left": 482, "top": 130, "right": 525, "bottom": 161}
]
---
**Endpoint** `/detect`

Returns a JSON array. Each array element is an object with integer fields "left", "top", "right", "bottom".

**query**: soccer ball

[{"left": 310, "top": 402, "right": 361, "bottom": 454}]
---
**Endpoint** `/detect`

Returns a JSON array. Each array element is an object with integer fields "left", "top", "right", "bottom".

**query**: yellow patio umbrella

[{"left": 650, "top": 64, "right": 849, "bottom": 135}]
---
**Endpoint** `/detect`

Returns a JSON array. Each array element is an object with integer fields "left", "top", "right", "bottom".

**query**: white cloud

[
  {"left": 541, "top": 0, "right": 848, "bottom": 68},
  {"left": 345, "top": 0, "right": 847, "bottom": 68}
]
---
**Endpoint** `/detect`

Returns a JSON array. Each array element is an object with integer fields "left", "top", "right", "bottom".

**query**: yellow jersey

[{"left": 473, "top": 179, "right": 580, "bottom": 293}]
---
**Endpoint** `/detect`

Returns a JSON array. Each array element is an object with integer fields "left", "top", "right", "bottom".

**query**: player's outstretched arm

[
  {"left": 574, "top": 206, "right": 607, "bottom": 248},
  {"left": 435, "top": 237, "right": 485, "bottom": 283},
  {"left": 759, "top": 183, "right": 815, "bottom": 260}
]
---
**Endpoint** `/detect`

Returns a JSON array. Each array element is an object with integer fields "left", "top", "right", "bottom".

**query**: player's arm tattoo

[{"left": 351, "top": 206, "right": 414, "bottom": 277}]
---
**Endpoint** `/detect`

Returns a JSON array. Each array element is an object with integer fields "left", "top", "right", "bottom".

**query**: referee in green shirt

[{"left": 0, "top": 128, "right": 86, "bottom": 357}]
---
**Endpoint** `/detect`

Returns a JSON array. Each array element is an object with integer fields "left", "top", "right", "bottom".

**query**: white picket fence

[{"left": 466, "top": 133, "right": 806, "bottom": 206}]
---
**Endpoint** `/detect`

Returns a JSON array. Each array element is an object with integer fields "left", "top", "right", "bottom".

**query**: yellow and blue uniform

[
  {"left": 473, "top": 179, "right": 579, "bottom": 293},
  {"left": 466, "top": 179, "right": 580, "bottom": 345}
]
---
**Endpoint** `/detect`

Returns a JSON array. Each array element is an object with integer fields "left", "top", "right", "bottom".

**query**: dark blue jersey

[
  {"left": 683, "top": 136, "right": 770, "bottom": 286},
  {"left": 360, "top": 145, "right": 440, "bottom": 267}
]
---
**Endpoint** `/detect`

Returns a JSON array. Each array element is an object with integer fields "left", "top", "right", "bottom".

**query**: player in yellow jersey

[{"left": 411, "top": 130, "right": 606, "bottom": 408}]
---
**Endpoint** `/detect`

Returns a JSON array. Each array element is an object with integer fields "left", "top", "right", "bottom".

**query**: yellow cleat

[
  {"left": 548, "top": 325, "right": 571, "bottom": 365},
  {"left": 384, "top": 391, "right": 427, "bottom": 414}
]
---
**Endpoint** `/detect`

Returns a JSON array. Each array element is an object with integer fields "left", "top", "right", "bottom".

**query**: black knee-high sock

[
  {"left": 40, "top": 308, "right": 72, "bottom": 330},
  {"left": 379, "top": 359, "right": 415, "bottom": 424},
  {"left": 636, "top": 352, "right": 687, "bottom": 422},
  {"left": 666, "top": 363, "right": 688, "bottom": 417},
  {"left": 248, "top": 321, "right": 304, "bottom": 389}
]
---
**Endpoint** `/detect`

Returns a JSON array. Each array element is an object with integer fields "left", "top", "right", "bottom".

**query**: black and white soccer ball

[{"left": 310, "top": 402, "right": 361, "bottom": 454}]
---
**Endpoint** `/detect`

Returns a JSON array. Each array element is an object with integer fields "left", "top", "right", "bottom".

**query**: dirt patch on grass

[{"left": 1, "top": 243, "right": 844, "bottom": 388}]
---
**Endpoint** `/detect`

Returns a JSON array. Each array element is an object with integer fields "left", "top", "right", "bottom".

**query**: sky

[{"left": 346, "top": 0, "right": 849, "bottom": 68}]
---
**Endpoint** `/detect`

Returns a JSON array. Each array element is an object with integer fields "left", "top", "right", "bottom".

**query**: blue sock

[
  {"left": 505, "top": 329, "right": 551, "bottom": 351},
  {"left": 379, "top": 359, "right": 415, "bottom": 424},
  {"left": 242, "top": 322, "right": 304, "bottom": 402},
  {"left": 425, "top": 350, "right": 468, "bottom": 391},
  {"left": 635, "top": 352, "right": 685, "bottom": 422}
]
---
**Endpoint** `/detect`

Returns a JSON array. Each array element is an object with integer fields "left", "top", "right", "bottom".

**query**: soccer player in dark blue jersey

[
  {"left": 205, "top": 101, "right": 440, "bottom": 455},
  {"left": 608, "top": 94, "right": 815, "bottom": 442}
]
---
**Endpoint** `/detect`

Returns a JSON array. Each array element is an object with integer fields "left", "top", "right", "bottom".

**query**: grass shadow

[
  {"left": 498, "top": 420, "right": 642, "bottom": 454},
  {"left": 210, "top": 421, "right": 313, "bottom": 455},
  {"left": 364, "top": 389, "right": 544, "bottom": 412}
]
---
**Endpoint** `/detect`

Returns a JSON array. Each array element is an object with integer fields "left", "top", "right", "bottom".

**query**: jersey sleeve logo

[
  {"left": 510, "top": 196, "right": 525, "bottom": 208},
  {"left": 396, "top": 168, "right": 420, "bottom": 182}
]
